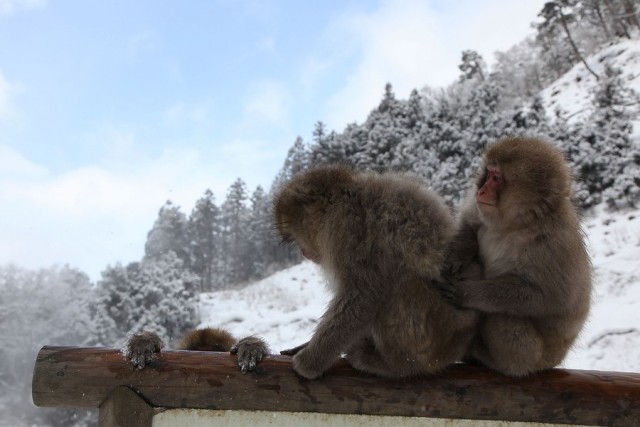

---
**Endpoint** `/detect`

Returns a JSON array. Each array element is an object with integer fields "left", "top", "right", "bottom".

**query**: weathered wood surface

[{"left": 33, "top": 346, "right": 640, "bottom": 426}]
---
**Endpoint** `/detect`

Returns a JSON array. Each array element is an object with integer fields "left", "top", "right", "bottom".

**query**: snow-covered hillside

[
  {"left": 199, "top": 209, "right": 640, "bottom": 373},
  {"left": 541, "top": 38, "right": 640, "bottom": 129}
]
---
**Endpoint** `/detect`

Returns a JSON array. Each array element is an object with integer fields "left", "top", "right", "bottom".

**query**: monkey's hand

[
  {"left": 280, "top": 341, "right": 309, "bottom": 356},
  {"left": 292, "top": 348, "right": 324, "bottom": 380},
  {"left": 435, "top": 279, "right": 465, "bottom": 307},
  {"left": 125, "top": 331, "right": 164, "bottom": 370},
  {"left": 230, "top": 335, "right": 269, "bottom": 373}
]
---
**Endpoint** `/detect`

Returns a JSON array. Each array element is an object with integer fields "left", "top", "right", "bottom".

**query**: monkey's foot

[
  {"left": 280, "top": 341, "right": 309, "bottom": 356},
  {"left": 125, "top": 331, "right": 164, "bottom": 369},
  {"left": 292, "top": 350, "right": 324, "bottom": 380},
  {"left": 230, "top": 335, "right": 269, "bottom": 373}
]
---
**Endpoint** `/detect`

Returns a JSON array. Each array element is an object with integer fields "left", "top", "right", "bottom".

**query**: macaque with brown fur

[
  {"left": 440, "top": 137, "right": 592, "bottom": 377},
  {"left": 125, "top": 327, "right": 269, "bottom": 373},
  {"left": 275, "top": 164, "right": 478, "bottom": 379}
]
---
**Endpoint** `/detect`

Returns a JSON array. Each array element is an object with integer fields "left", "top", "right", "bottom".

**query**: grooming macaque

[
  {"left": 440, "top": 137, "right": 592, "bottom": 377},
  {"left": 275, "top": 164, "right": 478, "bottom": 379},
  {"left": 125, "top": 327, "right": 269, "bottom": 373}
]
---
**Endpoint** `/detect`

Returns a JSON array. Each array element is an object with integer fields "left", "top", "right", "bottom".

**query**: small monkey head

[
  {"left": 476, "top": 137, "right": 572, "bottom": 227},
  {"left": 274, "top": 164, "right": 354, "bottom": 263}
]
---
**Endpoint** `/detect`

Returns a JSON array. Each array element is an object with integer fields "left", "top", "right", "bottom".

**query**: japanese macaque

[
  {"left": 275, "top": 164, "right": 478, "bottom": 379},
  {"left": 440, "top": 137, "right": 592, "bottom": 377},
  {"left": 125, "top": 327, "right": 269, "bottom": 373}
]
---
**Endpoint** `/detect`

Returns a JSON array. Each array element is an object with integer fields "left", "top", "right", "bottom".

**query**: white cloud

[
  {"left": 243, "top": 80, "right": 291, "bottom": 128},
  {"left": 316, "top": 0, "right": 546, "bottom": 131},
  {"left": 0, "top": 0, "right": 45, "bottom": 15},
  {"left": 0, "top": 145, "right": 47, "bottom": 177},
  {"left": 0, "top": 135, "right": 289, "bottom": 280},
  {"left": 164, "top": 102, "right": 209, "bottom": 125},
  {"left": 127, "top": 31, "right": 158, "bottom": 62},
  {"left": 257, "top": 36, "right": 276, "bottom": 53},
  {"left": 0, "top": 71, "right": 15, "bottom": 120}
]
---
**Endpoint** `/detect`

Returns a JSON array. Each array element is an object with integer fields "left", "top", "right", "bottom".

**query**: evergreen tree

[
  {"left": 188, "top": 189, "right": 221, "bottom": 292},
  {"left": 459, "top": 50, "right": 487, "bottom": 82},
  {"left": 588, "top": 64, "right": 640, "bottom": 208},
  {"left": 131, "top": 253, "right": 199, "bottom": 341},
  {"left": 246, "top": 186, "right": 277, "bottom": 278},
  {"left": 537, "top": 1, "right": 600, "bottom": 80},
  {"left": 0, "top": 265, "right": 96, "bottom": 426},
  {"left": 92, "top": 262, "right": 141, "bottom": 345},
  {"left": 144, "top": 201, "right": 190, "bottom": 267},
  {"left": 220, "top": 178, "right": 251, "bottom": 285},
  {"left": 274, "top": 136, "right": 311, "bottom": 190},
  {"left": 93, "top": 255, "right": 198, "bottom": 345},
  {"left": 354, "top": 83, "right": 411, "bottom": 170}
]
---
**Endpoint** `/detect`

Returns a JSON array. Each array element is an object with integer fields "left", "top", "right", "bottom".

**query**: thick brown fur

[
  {"left": 441, "top": 137, "right": 592, "bottom": 377},
  {"left": 275, "top": 164, "right": 478, "bottom": 379},
  {"left": 125, "top": 327, "right": 269, "bottom": 373}
]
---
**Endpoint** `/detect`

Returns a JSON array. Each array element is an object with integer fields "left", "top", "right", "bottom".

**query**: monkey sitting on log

[
  {"left": 440, "top": 137, "right": 592, "bottom": 377},
  {"left": 275, "top": 164, "right": 478, "bottom": 379},
  {"left": 125, "top": 327, "right": 268, "bottom": 373}
]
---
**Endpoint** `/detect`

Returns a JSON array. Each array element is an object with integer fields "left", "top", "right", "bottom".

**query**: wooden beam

[
  {"left": 98, "top": 386, "right": 154, "bottom": 427},
  {"left": 32, "top": 346, "right": 640, "bottom": 426}
]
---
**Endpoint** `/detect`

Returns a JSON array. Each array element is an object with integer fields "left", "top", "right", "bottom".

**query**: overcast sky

[{"left": 0, "top": 0, "right": 546, "bottom": 280}]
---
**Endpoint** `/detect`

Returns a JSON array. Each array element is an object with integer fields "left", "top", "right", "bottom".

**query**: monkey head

[
  {"left": 274, "top": 165, "right": 354, "bottom": 264},
  {"left": 475, "top": 137, "right": 572, "bottom": 227}
]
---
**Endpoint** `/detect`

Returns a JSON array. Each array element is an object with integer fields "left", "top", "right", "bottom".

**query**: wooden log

[{"left": 32, "top": 346, "right": 640, "bottom": 426}]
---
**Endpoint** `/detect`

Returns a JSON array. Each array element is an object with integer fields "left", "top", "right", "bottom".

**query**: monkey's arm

[
  {"left": 439, "top": 275, "right": 556, "bottom": 317},
  {"left": 231, "top": 335, "right": 270, "bottom": 373},
  {"left": 443, "top": 219, "right": 481, "bottom": 279}
]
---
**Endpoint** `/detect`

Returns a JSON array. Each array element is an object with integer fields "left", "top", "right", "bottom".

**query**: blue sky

[{"left": 0, "top": 0, "right": 546, "bottom": 279}]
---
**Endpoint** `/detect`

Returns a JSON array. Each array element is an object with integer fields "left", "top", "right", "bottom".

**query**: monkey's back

[
  {"left": 325, "top": 172, "right": 453, "bottom": 277},
  {"left": 324, "top": 172, "right": 478, "bottom": 374}
]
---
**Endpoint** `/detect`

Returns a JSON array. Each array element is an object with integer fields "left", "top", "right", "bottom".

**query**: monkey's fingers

[
  {"left": 434, "top": 280, "right": 460, "bottom": 305},
  {"left": 232, "top": 336, "right": 269, "bottom": 373},
  {"left": 124, "top": 331, "right": 164, "bottom": 370},
  {"left": 280, "top": 341, "right": 309, "bottom": 356}
]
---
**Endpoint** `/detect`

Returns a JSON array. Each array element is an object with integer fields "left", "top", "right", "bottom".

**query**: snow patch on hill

[{"left": 541, "top": 38, "right": 640, "bottom": 129}]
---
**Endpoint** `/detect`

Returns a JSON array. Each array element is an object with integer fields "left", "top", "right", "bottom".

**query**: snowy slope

[
  {"left": 563, "top": 209, "right": 640, "bottom": 372},
  {"left": 199, "top": 262, "right": 329, "bottom": 352},
  {"left": 541, "top": 38, "right": 640, "bottom": 129},
  {"left": 199, "top": 209, "right": 640, "bottom": 373}
]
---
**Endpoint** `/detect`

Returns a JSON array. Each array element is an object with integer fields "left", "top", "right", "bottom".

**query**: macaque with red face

[{"left": 440, "top": 137, "right": 592, "bottom": 377}]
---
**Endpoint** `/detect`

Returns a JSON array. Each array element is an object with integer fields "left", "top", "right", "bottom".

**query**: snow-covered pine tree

[
  {"left": 130, "top": 253, "right": 199, "bottom": 342},
  {"left": 353, "top": 83, "right": 411, "bottom": 171},
  {"left": 219, "top": 178, "right": 251, "bottom": 286},
  {"left": 588, "top": 64, "right": 640, "bottom": 208},
  {"left": 92, "top": 262, "right": 141, "bottom": 345},
  {"left": 245, "top": 185, "right": 276, "bottom": 279},
  {"left": 188, "top": 189, "right": 221, "bottom": 292},
  {"left": 144, "top": 201, "right": 190, "bottom": 267},
  {"left": 0, "top": 265, "right": 96, "bottom": 426}
]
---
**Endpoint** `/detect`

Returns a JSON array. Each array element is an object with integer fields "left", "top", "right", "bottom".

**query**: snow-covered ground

[
  {"left": 200, "top": 208, "right": 640, "bottom": 373},
  {"left": 541, "top": 38, "right": 640, "bottom": 131}
]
